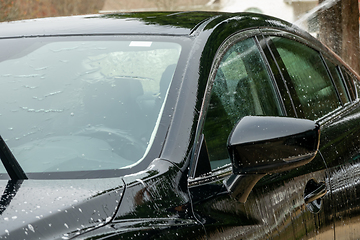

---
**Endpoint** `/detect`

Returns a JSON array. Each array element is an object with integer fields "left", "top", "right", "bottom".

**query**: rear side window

[
  {"left": 271, "top": 37, "right": 341, "bottom": 120},
  {"left": 203, "top": 37, "right": 283, "bottom": 169}
]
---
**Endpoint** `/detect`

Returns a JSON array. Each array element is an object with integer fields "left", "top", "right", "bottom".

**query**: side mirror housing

[{"left": 224, "top": 116, "right": 320, "bottom": 203}]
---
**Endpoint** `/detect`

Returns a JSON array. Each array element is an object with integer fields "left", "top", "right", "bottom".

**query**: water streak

[{"left": 293, "top": 0, "right": 341, "bottom": 27}]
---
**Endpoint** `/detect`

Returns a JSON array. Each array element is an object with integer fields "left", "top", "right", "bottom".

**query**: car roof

[
  {"left": 0, "top": 12, "right": 216, "bottom": 38},
  {"left": 0, "top": 11, "right": 304, "bottom": 39}
]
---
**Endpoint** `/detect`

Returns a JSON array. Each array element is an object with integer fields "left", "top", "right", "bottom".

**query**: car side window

[
  {"left": 203, "top": 37, "right": 283, "bottom": 170},
  {"left": 270, "top": 37, "right": 341, "bottom": 120}
]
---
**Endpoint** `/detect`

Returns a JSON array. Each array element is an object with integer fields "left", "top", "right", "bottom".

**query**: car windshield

[{"left": 0, "top": 37, "right": 181, "bottom": 173}]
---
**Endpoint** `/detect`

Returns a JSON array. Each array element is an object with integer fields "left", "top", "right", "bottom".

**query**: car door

[
  {"left": 316, "top": 66, "right": 360, "bottom": 239},
  {"left": 188, "top": 31, "right": 332, "bottom": 239},
  {"left": 264, "top": 32, "right": 360, "bottom": 239}
]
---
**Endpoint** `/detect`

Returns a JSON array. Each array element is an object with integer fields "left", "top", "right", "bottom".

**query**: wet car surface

[{"left": 0, "top": 11, "right": 360, "bottom": 239}]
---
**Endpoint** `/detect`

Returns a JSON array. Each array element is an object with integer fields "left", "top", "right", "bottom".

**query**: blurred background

[{"left": 0, "top": 0, "right": 359, "bottom": 74}]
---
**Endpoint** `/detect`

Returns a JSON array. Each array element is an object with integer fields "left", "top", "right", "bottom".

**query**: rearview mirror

[{"left": 224, "top": 116, "right": 320, "bottom": 203}]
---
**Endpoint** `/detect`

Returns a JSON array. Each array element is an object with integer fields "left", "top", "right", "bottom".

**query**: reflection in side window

[
  {"left": 271, "top": 37, "right": 341, "bottom": 120},
  {"left": 203, "top": 37, "right": 283, "bottom": 170}
]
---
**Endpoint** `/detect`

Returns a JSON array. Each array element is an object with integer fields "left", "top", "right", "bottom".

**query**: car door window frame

[
  {"left": 272, "top": 37, "right": 342, "bottom": 120},
  {"left": 262, "top": 31, "right": 353, "bottom": 121},
  {"left": 262, "top": 29, "right": 360, "bottom": 127},
  {"left": 188, "top": 30, "right": 285, "bottom": 182}
]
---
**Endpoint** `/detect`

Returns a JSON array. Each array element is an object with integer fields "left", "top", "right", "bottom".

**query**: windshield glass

[{"left": 0, "top": 38, "right": 181, "bottom": 173}]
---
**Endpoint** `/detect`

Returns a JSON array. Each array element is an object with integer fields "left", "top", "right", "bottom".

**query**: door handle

[{"left": 304, "top": 181, "right": 327, "bottom": 204}]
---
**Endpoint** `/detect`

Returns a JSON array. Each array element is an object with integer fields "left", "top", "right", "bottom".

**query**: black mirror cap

[{"left": 227, "top": 116, "right": 320, "bottom": 175}]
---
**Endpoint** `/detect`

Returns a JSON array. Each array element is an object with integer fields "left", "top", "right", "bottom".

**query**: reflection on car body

[{"left": 1, "top": 11, "right": 360, "bottom": 239}]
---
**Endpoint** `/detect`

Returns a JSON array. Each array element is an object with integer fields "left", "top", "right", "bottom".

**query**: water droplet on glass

[{"left": 28, "top": 224, "right": 35, "bottom": 233}]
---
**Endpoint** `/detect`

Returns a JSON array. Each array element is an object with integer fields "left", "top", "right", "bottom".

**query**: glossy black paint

[
  {"left": 0, "top": 11, "right": 360, "bottom": 240},
  {"left": 224, "top": 116, "right": 320, "bottom": 203},
  {"left": 0, "top": 178, "right": 125, "bottom": 239},
  {"left": 228, "top": 116, "right": 320, "bottom": 174}
]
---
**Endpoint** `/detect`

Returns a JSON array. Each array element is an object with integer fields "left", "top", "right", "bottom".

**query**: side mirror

[{"left": 224, "top": 116, "right": 320, "bottom": 203}]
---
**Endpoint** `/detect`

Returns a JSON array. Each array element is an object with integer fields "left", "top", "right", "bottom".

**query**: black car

[{"left": 0, "top": 11, "right": 360, "bottom": 239}]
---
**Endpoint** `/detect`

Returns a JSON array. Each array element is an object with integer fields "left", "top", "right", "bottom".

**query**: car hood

[{"left": 0, "top": 177, "right": 125, "bottom": 239}]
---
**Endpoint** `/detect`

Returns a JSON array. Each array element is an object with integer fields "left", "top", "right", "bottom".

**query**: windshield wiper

[{"left": 0, "top": 135, "right": 27, "bottom": 180}]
